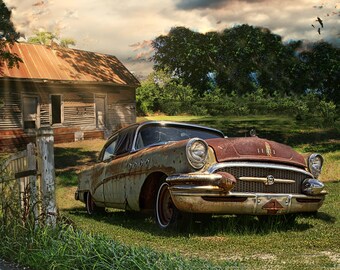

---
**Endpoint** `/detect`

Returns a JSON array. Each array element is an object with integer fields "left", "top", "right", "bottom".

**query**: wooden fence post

[
  {"left": 36, "top": 128, "right": 57, "bottom": 228},
  {"left": 27, "top": 143, "right": 39, "bottom": 228}
]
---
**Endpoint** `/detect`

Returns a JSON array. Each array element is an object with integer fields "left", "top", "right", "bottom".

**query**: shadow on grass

[
  {"left": 301, "top": 142, "right": 340, "bottom": 154},
  {"left": 54, "top": 147, "right": 98, "bottom": 170},
  {"left": 56, "top": 169, "right": 78, "bottom": 187},
  {"left": 64, "top": 207, "right": 336, "bottom": 237},
  {"left": 301, "top": 211, "right": 337, "bottom": 224},
  {"left": 190, "top": 118, "right": 340, "bottom": 148}
]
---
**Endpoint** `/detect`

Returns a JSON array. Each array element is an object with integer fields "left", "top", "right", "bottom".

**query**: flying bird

[
  {"left": 311, "top": 24, "right": 315, "bottom": 28},
  {"left": 318, "top": 28, "right": 321, "bottom": 35},
  {"left": 316, "top": 17, "right": 324, "bottom": 28}
]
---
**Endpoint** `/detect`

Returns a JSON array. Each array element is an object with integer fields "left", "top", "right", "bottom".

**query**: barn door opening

[
  {"left": 95, "top": 95, "right": 106, "bottom": 129},
  {"left": 23, "top": 96, "right": 39, "bottom": 129}
]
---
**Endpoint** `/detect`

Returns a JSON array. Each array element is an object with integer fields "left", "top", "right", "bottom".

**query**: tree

[
  {"left": 300, "top": 42, "right": 340, "bottom": 105},
  {"left": 211, "top": 25, "right": 305, "bottom": 96},
  {"left": 0, "top": 0, "right": 22, "bottom": 68},
  {"left": 152, "top": 25, "right": 304, "bottom": 97},
  {"left": 59, "top": 38, "right": 76, "bottom": 48},
  {"left": 28, "top": 30, "right": 76, "bottom": 48},
  {"left": 136, "top": 70, "right": 195, "bottom": 115},
  {"left": 27, "top": 31, "right": 57, "bottom": 46},
  {"left": 152, "top": 27, "right": 214, "bottom": 96}
]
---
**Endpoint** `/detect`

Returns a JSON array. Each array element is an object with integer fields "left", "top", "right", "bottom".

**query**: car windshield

[{"left": 135, "top": 124, "right": 223, "bottom": 149}]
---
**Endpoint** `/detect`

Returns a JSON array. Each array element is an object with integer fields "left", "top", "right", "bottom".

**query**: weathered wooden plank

[
  {"left": 36, "top": 128, "right": 56, "bottom": 227},
  {"left": 27, "top": 143, "right": 39, "bottom": 228}
]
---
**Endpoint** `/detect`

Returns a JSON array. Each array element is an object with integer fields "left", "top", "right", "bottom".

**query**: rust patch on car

[{"left": 207, "top": 137, "right": 306, "bottom": 168}]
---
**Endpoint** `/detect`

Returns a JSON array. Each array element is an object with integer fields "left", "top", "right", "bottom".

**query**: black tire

[
  {"left": 155, "top": 182, "right": 179, "bottom": 229},
  {"left": 86, "top": 192, "right": 105, "bottom": 215}
]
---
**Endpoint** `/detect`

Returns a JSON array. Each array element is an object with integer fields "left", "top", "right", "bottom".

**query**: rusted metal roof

[{"left": 0, "top": 42, "right": 140, "bottom": 87}]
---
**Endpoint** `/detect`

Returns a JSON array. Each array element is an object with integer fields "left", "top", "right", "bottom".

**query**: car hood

[{"left": 206, "top": 137, "right": 306, "bottom": 168}]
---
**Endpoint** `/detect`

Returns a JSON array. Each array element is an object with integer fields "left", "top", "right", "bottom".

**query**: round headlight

[
  {"left": 308, "top": 153, "right": 323, "bottom": 178},
  {"left": 186, "top": 138, "right": 208, "bottom": 169}
]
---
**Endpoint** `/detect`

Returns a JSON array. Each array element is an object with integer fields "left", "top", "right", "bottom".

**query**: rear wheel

[
  {"left": 155, "top": 182, "right": 179, "bottom": 229},
  {"left": 86, "top": 192, "right": 105, "bottom": 215}
]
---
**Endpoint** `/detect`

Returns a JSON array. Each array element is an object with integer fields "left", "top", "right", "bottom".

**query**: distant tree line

[{"left": 137, "top": 25, "right": 339, "bottom": 126}]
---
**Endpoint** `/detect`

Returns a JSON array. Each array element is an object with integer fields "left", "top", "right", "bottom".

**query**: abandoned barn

[{"left": 0, "top": 42, "right": 139, "bottom": 152}]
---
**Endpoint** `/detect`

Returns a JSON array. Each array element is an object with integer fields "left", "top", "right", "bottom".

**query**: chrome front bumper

[{"left": 166, "top": 172, "right": 326, "bottom": 215}]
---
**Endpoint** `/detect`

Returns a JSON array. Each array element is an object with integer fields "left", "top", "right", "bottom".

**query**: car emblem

[
  {"left": 265, "top": 175, "right": 275, "bottom": 185},
  {"left": 262, "top": 199, "right": 284, "bottom": 214},
  {"left": 265, "top": 142, "right": 272, "bottom": 156}
]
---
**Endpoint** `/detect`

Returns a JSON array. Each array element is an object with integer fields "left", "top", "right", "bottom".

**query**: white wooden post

[
  {"left": 36, "top": 128, "right": 57, "bottom": 228},
  {"left": 27, "top": 143, "right": 39, "bottom": 228}
]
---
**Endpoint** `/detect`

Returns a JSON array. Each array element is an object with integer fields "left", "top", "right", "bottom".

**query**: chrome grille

[{"left": 215, "top": 166, "right": 307, "bottom": 194}]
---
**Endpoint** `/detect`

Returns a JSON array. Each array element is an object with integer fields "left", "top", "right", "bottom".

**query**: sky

[{"left": 3, "top": 0, "right": 340, "bottom": 78}]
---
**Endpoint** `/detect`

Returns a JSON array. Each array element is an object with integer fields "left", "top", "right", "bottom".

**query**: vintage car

[{"left": 75, "top": 121, "right": 326, "bottom": 229}]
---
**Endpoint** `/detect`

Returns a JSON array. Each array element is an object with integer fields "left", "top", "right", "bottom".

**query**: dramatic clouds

[
  {"left": 175, "top": 0, "right": 266, "bottom": 10},
  {"left": 3, "top": 0, "right": 339, "bottom": 77}
]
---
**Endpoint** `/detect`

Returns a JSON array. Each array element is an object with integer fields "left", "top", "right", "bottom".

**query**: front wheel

[{"left": 155, "top": 182, "right": 178, "bottom": 229}]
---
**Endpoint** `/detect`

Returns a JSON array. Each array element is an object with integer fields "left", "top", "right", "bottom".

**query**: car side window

[{"left": 102, "top": 137, "right": 118, "bottom": 161}]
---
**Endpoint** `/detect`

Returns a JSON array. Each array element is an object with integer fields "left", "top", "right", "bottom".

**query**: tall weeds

[{"left": 0, "top": 223, "right": 235, "bottom": 270}]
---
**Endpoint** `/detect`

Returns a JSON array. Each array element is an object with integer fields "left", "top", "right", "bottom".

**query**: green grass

[
  {"left": 59, "top": 181, "right": 340, "bottom": 270},
  {"left": 0, "top": 224, "right": 232, "bottom": 270}
]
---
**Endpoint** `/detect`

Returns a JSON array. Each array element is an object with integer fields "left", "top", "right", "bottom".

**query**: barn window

[
  {"left": 23, "top": 96, "right": 38, "bottom": 129},
  {"left": 51, "top": 95, "right": 62, "bottom": 124}
]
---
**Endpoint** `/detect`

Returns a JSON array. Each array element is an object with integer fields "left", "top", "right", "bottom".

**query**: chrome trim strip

[
  {"left": 208, "top": 162, "right": 312, "bottom": 177},
  {"left": 239, "top": 177, "right": 295, "bottom": 184},
  {"left": 170, "top": 188, "right": 326, "bottom": 198},
  {"left": 170, "top": 185, "right": 222, "bottom": 191},
  {"left": 167, "top": 173, "right": 222, "bottom": 182}
]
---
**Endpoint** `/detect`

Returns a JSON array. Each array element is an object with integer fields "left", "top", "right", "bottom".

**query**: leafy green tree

[
  {"left": 212, "top": 25, "right": 303, "bottom": 96},
  {"left": 300, "top": 42, "right": 340, "bottom": 105},
  {"left": 0, "top": 0, "right": 22, "bottom": 68},
  {"left": 152, "top": 25, "right": 304, "bottom": 97},
  {"left": 27, "top": 31, "right": 57, "bottom": 46},
  {"left": 28, "top": 30, "right": 76, "bottom": 48},
  {"left": 136, "top": 70, "right": 195, "bottom": 115},
  {"left": 59, "top": 38, "right": 76, "bottom": 48},
  {"left": 152, "top": 27, "right": 213, "bottom": 96}
]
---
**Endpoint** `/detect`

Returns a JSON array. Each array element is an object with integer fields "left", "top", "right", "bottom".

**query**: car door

[{"left": 102, "top": 127, "right": 135, "bottom": 209}]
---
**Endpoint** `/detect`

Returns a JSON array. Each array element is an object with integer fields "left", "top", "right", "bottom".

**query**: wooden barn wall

[
  {"left": 0, "top": 80, "right": 136, "bottom": 136},
  {"left": 106, "top": 86, "right": 136, "bottom": 131},
  {"left": 0, "top": 87, "right": 22, "bottom": 130}
]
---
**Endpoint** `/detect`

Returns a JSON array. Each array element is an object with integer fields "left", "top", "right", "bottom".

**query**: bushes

[{"left": 137, "top": 81, "right": 338, "bottom": 127}]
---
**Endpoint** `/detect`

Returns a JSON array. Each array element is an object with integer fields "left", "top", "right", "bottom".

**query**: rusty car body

[{"left": 75, "top": 121, "right": 327, "bottom": 229}]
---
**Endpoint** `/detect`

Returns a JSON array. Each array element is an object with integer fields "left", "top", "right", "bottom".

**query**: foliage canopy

[
  {"left": 27, "top": 30, "right": 76, "bottom": 48},
  {"left": 151, "top": 25, "right": 339, "bottom": 104},
  {"left": 0, "top": 0, "right": 22, "bottom": 68}
]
